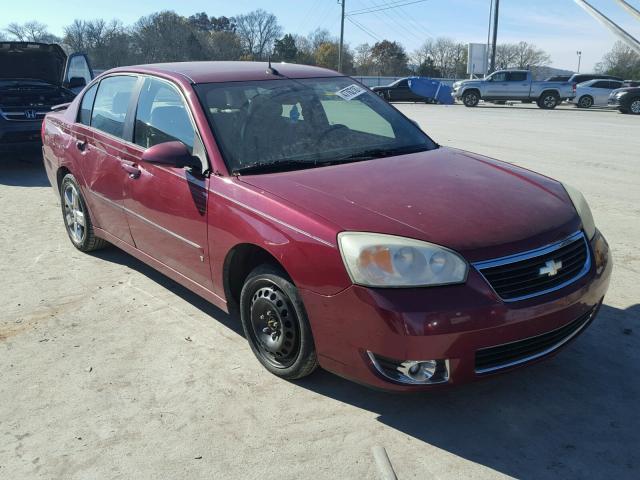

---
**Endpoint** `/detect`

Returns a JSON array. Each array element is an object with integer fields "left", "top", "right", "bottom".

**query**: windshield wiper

[
  {"left": 327, "top": 144, "right": 433, "bottom": 164},
  {"left": 233, "top": 159, "right": 316, "bottom": 175}
]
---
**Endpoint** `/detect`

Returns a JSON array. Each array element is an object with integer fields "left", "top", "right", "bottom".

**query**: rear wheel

[
  {"left": 239, "top": 265, "right": 318, "bottom": 380},
  {"left": 462, "top": 90, "right": 480, "bottom": 107},
  {"left": 629, "top": 97, "right": 640, "bottom": 115},
  {"left": 60, "top": 173, "right": 107, "bottom": 252},
  {"left": 537, "top": 92, "right": 559, "bottom": 109},
  {"left": 577, "top": 95, "right": 593, "bottom": 108}
]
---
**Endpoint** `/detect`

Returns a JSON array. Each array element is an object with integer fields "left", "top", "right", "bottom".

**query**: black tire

[
  {"left": 239, "top": 264, "right": 318, "bottom": 380},
  {"left": 537, "top": 92, "right": 559, "bottom": 109},
  {"left": 462, "top": 90, "right": 480, "bottom": 107},
  {"left": 60, "top": 173, "right": 108, "bottom": 252},
  {"left": 577, "top": 95, "right": 593, "bottom": 108},
  {"left": 628, "top": 97, "right": 640, "bottom": 115}
]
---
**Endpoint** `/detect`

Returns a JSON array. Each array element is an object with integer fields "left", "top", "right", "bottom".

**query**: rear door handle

[{"left": 120, "top": 160, "right": 141, "bottom": 179}]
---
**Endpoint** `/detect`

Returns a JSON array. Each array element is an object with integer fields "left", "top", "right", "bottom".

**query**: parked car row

[{"left": 373, "top": 71, "right": 639, "bottom": 115}]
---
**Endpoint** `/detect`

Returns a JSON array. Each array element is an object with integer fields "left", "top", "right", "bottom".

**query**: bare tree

[
  {"left": 415, "top": 38, "right": 467, "bottom": 78},
  {"left": 496, "top": 42, "right": 550, "bottom": 70},
  {"left": 234, "top": 9, "right": 282, "bottom": 59},
  {"left": 64, "top": 19, "right": 131, "bottom": 68},
  {"left": 6, "top": 21, "right": 59, "bottom": 42},
  {"left": 354, "top": 43, "right": 375, "bottom": 75},
  {"left": 596, "top": 41, "right": 640, "bottom": 79}
]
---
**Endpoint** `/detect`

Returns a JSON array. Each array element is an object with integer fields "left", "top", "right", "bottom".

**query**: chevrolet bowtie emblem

[{"left": 539, "top": 259, "right": 562, "bottom": 277}]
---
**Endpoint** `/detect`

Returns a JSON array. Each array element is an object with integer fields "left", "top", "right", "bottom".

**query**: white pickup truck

[{"left": 452, "top": 70, "right": 575, "bottom": 109}]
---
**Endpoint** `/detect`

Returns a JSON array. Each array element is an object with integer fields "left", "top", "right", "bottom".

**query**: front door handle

[{"left": 121, "top": 161, "right": 141, "bottom": 179}]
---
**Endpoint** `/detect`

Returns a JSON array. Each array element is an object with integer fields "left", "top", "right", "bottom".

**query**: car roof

[{"left": 105, "top": 61, "right": 341, "bottom": 84}]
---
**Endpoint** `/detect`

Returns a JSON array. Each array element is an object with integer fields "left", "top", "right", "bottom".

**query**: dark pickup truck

[{"left": 0, "top": 42, "right": 92, "bottom": 152}]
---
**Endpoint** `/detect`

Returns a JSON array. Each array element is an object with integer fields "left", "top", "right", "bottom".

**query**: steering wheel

[{"left": 315, "top": 124, "right": 348, "bottom": 146}]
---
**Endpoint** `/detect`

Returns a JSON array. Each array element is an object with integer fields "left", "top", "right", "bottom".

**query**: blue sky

[{"left": 5, "top": 0, "right": 640, "bottom": 70}]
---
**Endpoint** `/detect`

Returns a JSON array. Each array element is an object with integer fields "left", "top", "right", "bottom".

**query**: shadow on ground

[
  {"left": 0, "top": 152, "right": 50, "bottom": 187},
  {"left": 91, "top": 243, "right": 638, "bottom": 479}
]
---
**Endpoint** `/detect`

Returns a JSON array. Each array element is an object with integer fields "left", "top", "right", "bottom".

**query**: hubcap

[
  {"left": 544, "top": 95, "right": 556, "bottom": 108},
  {"left": 63, "top": 183, "right": 86, "bottom": 244},
  {"left": 465, "top": 94, "right": 477, "bottom": 106},
  {"left": 580, "top": 97, "right": 592, "bottom": 108},
  {"left": 250, "top": 286, "right": 299, "bottom": 368},
  {"left": 631, "top": 100, "right": 640, "bottom": 113}
]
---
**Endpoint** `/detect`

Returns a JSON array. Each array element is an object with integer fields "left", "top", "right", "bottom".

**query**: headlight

[
  {"left": 562, "top": 183, "right": 596, "bottom": 240},
  {"left": 338, "top": 232, "right": 468, "bottom": 287}
]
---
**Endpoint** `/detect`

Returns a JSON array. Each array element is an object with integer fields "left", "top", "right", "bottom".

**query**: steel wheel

[
  {"left": 63, "top": 182, "right": 86, "bottom": 244},
  {"left": 630, "top": 98, "right": 640, "bottom": 114},
  {"left": 578, "top": 96, "right": 593, "bottom": 108},
  {"left": 249, "top": 284, "right": 300, "bottom": 368}
]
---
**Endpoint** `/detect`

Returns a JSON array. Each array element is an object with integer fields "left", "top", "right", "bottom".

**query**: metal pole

[
  {"left": 486, "top": 0, "right": 494, "bottom": 76},
  {"left": 338, "top": 0, "right": 346, "bottom": 72},
  {"left": 489, "top": 0, "right": 500, "bottom": 72},
  {"left": 614, "top": 0, "right": 640, "bottom": 22},
  {"left": 574, "top": 0, "right": 640, "bottom": 55}
]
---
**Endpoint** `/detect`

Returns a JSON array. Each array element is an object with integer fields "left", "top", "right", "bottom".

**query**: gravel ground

[{"left": 1, "top": 102, "right": 638, "bottom": 480}]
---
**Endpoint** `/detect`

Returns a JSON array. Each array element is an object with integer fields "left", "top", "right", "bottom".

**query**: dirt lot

[{"left": 1, "top": 103, "right": 638, "bottom": 480}]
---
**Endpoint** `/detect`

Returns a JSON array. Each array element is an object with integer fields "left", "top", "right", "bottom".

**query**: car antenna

[{"left": 266, "top": 56, "right": 280, "bottom": 76}]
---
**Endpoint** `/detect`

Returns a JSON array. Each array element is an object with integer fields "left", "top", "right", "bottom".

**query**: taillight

[{"left": 572, "top": 83, "right": 576, "bottom": 93}]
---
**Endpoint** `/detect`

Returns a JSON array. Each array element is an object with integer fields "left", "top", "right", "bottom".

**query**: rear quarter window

[{"left": 78, "top": 83, "right": 98, "bottom": 126}]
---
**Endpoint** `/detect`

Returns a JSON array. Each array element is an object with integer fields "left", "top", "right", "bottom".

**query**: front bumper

[
  {"left": 301, "top": 231, "right": 612, "bottom": 391},
  {"left": 0, "top": 117, "right": 42, "bottom": 152},
  {"left": 607, "top": 97, "right": 622, "bottom": 107}
]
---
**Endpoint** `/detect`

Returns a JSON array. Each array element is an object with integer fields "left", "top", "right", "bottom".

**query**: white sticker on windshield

[{"left": 335, "top": 84, "right": 367, "bottom": 101}]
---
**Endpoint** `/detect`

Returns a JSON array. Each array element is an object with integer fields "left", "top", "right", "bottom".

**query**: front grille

[
  {"left": 474, "top": 232, "right": 590, "bottom": 302},
  {"left": 475, "top": 304, "right": 598, "bottom": 374},
  {"left": 1, "top": 109, "right": 48, "bottom": 121}
]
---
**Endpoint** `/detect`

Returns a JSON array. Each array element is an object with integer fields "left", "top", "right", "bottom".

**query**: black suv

[
  {"left": 0, "top": 42, "right": 92, "bottom": 152},
  {"left": 607, "top": 87, "right": 640, "bottom": 114}
]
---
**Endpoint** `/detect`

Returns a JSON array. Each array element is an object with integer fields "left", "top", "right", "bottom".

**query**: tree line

[{"left": 4, "top": 9, "right": 634, "bottom": 79}]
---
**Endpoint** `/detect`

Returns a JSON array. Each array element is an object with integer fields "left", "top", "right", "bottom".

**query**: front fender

[{"left": 207, "top": 178, "right": 351, "bottom": 300}]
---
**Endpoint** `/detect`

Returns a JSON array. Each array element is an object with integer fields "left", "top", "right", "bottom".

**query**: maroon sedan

[{"left": 42, "top": 62, "right": 611, "bottom": 391}]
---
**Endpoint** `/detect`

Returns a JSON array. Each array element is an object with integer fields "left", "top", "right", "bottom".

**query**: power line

[
  {"left": 346, "top": 16, "right": 381, "bottom": 41},
  {"left": 356, "top": 0, "right": 425, "bottom": 46},
  {"left": 348, "top": 0, "right": 430, "bottom": 16},
  {"left": 376, "top": 0, "right": 433, "bottom": 42}
]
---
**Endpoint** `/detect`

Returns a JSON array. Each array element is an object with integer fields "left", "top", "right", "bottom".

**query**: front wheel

[
  {"left": 537, "top": 92, "right": 559, "bottom": 109},
  {"left": 629, "top": 97, "right": 640, "bottom": 115},
  {"left": 462, "top": 90, "right": 480, "bottom": 107},
  {"left": 239, "top": 265, "right": 318, "bottom": 380}
]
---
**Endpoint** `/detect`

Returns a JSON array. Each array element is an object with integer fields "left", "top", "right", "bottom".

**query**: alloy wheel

[
  {"left": 249, "top": 285, "right": 300, "bottom": 368},
  {"left": 631, "top": 99, "right": 640, "bottom": 114},
  {"left": 464, "top": 93, "right": 478, "bottom": 106},
  {"left": 63, "top": 183, "right": 86, "bottom": 244},
  {"left": 578, "top": 96, "right": 593, "bottom": 108},
  {"left": 543, "top": 95, "right": 557, "bottom": 108}
]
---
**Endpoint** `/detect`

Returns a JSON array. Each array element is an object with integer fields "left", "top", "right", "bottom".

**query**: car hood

[
  {"left": 0, "top": 42, "right": 66, "bottom": 85},
  {"left": 239, "top": 148, "right": 580, "bottom": 261}
]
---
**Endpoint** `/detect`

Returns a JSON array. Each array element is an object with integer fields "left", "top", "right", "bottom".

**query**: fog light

[
  {"left": 366, "top": 352, "right": 450, "bottom": 385},
  {"left": 398, "top": 360, "right": 437, "bottom": 382}
]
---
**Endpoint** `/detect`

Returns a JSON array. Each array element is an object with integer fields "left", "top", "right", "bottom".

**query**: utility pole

[
  {"left": 576, "top": 50, "right": 582, "bottom": 72},
  {"left": 489, "top": 0, "right": 500, "bottom": 73},
  {"left": 338, "top": 0, "right": 346, "bottom": 72}
]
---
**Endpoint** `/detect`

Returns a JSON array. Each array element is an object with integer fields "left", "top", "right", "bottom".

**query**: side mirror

[
  {"left": 67, "top": 77, "right": 86, "bottom": 89},
  {"left": 141, "top": 141, "right": 201, "bottom": 170}
]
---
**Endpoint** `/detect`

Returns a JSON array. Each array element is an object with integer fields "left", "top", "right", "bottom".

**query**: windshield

[{"left": 195, "top": 76, "right": 437, "bottom": 174}]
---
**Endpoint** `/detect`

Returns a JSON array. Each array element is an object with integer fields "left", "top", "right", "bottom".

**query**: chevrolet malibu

[{"left": 42, "top": 62, "right": 612, "bottom": 391}]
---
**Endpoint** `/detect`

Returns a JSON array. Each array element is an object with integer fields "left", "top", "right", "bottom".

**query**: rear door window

[
  {"left": 134, "top": 77, "right": 196, "bottom": 152},
  {"left": 78, "top": 83, "right": 98, "bottom": 126},
  {"left": 591, "top": 81, "right": 609, "bottom": 89},
  {"left": 508, "top": 72, "right": 527, "bottom": 81},
  {"left": 90, "top": 75, "right": 138, "bottom": 139}
]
